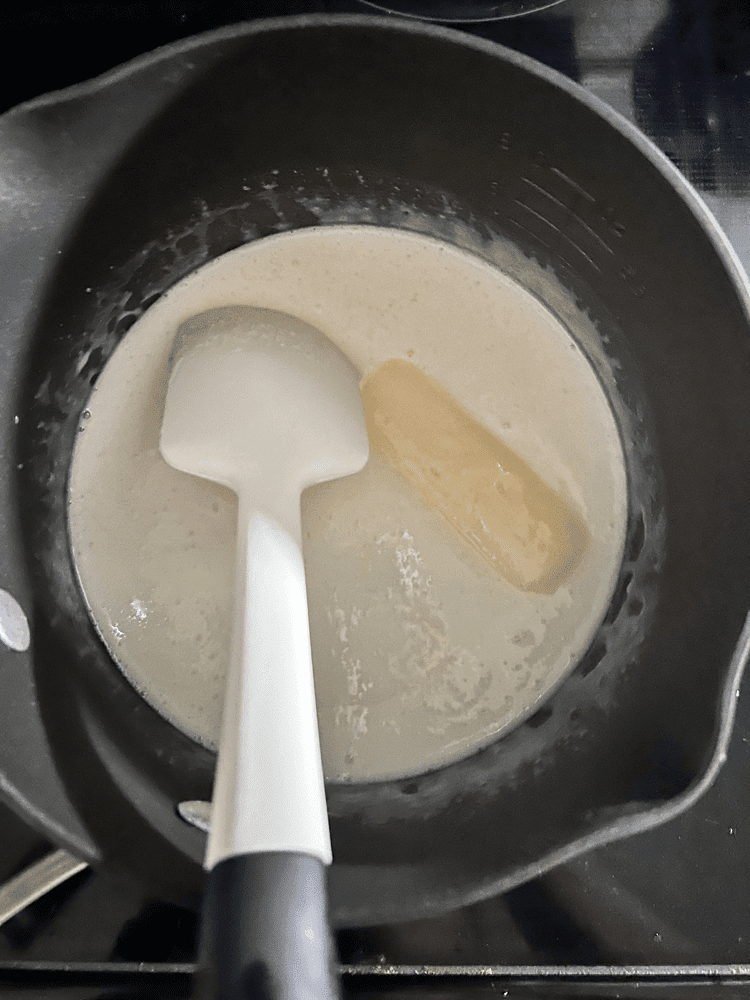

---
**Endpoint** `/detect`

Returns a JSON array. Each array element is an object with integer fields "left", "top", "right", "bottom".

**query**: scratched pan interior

[{"left": 3, "top": 16, "right": 750, "bottom": 927}]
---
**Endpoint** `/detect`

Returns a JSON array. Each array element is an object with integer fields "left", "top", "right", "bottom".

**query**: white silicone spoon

[{"left": 160, "top": 305, "right": 369, "bottom": 1000}]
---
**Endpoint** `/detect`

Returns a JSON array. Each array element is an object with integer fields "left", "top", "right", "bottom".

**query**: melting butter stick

[{"left": 361, "top": 358, "right": 589, "bottom": 594}]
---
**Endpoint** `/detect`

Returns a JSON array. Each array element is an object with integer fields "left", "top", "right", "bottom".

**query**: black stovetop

[{"left": 2, "top": 1, "right": 750, "bottom": 996}]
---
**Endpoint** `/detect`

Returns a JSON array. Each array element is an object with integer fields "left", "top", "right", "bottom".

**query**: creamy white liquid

[{"left": 68, "top": 225, "right": 628, "bottom": 782}]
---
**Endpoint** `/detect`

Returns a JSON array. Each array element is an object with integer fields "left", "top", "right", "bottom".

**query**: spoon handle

[
  {"left": 199, "top": 852, "right": 339, "bottom": 1000},
  {"left": 201, "top": 507, "right": 337, "bottom": 998},
  {"left": 207, "top": 508, "right": 332, "bottom": 868}
]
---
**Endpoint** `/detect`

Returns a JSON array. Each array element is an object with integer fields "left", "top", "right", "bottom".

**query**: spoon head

[{"left": 160, "top": 306, "right": 369, "bottom": 497}]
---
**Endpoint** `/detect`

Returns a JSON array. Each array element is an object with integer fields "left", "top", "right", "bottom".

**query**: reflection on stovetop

[
  {"left": 2, "top": 0, "right": 750, "bottom": 974},
  {"left": 635, "top": 0, "right": 750, "bottom": 195}
]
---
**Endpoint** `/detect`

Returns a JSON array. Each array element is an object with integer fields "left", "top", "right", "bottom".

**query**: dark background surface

[{"left": 1, "top": 0, "right": 750, "bottom": 985}]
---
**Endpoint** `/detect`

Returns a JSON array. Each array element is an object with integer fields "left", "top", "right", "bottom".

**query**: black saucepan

[{"left": 1, "top": 15, "right": 750, "bottom": 929}]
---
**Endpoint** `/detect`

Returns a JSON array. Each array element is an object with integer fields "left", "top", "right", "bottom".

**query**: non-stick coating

[{"left": 1, "top": 16, "right": 750, "bottom": 926}]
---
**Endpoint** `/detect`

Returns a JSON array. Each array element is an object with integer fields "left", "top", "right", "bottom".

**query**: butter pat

[{"left": 361, "top": 359, "right": 589, "bottom": 594}]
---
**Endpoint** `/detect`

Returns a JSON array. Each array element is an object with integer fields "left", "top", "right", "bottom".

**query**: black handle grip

[{"left": 195, "top": 852, "right": 340, "bottom": 1000}]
